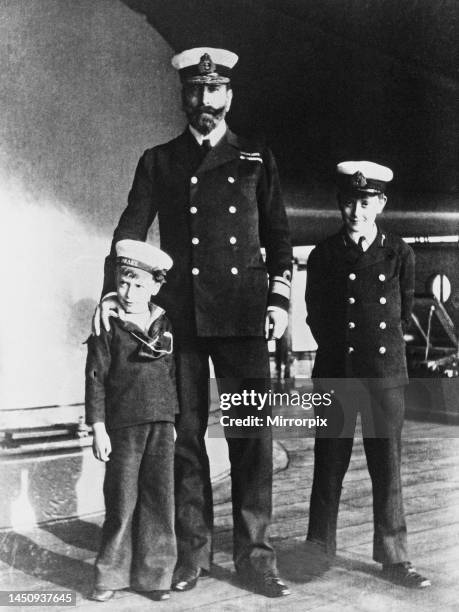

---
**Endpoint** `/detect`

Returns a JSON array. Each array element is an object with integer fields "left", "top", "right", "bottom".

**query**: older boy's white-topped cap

[
  {"left": 115, "top": 239, "right": 173, "bottom": 274},
  {"left": 337, "top": 161, "right": 393, "bottom": 195},
  {"left": 172, "top": 47, "right": 239, "bottom": 84}
]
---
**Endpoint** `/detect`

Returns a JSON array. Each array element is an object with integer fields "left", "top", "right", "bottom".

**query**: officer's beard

[{"left": 185, "top": 105, "right": 227, "bottom": 135}]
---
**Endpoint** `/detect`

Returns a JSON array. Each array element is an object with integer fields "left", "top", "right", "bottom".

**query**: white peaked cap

[
  {"left": 171, "top": 47, "right": 238, "bottom": 83},
  {"left": 337, "top": 161, "right": 393, "bottom": 182},
  {"left": 171, "top": 47, "right": 239, "bottom": 71},
  {"left": 336, "top": 161, "right": 393, "bottom": 194},
  {"left": 115, "top": 239, "right": 173, "bottom": 273}
]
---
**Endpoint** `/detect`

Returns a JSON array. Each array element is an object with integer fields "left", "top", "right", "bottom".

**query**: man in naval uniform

[
  {"left": 305, "top": 161, "right": 430, "bottom": 588},
  {"left": 96, "top": 48, "right": 292, "bottom": 597}
]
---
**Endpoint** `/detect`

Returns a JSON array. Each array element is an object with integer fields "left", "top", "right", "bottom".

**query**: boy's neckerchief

[{"left": 119, "top": 304, "right": 173, "bottom": 359}]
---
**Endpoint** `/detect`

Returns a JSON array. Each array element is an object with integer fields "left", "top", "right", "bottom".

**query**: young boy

[
  {"left": 85, "top": 239, "right": 178, "bottom": 602},
  {"left": 305, "top": 161, "right": 431, "bottom": 588}
]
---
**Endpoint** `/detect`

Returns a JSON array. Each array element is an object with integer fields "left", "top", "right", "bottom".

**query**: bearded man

[{"left": 95, "top": 47, "right": 292, "bottom": 598}]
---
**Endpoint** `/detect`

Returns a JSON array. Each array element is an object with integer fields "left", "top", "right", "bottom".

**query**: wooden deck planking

[{"left": 1, "top": 419, "right": 458, "bottom": 611}]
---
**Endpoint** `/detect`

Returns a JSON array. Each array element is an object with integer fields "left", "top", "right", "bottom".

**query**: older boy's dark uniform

[
  {"left": 85, "top": 308, "right": 178, "bottom": 591},
  {"left": 102, "top": 128, "right": 292, "bottom": 573},
  {"left": 306, "top": 228, "right": 415, "bottom": 563}
]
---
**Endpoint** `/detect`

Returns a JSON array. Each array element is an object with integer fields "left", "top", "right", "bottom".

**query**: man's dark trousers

[
  {"left": 307, "top": 386, "right": 408, "bottom": 564},
  {"left": 174, "top": 336, "right": 275, "bottom": 573}
]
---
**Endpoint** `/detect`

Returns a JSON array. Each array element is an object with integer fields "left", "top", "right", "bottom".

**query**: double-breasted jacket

[
  {"left": 306, "top": 228, "right": 415, "bottom": 387},
  {"left": 103, "top": 129, "right": 292, "bottom": 338}
]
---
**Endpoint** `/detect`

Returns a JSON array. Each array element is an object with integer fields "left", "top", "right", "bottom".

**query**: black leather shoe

[
  {"left": 238, "top": 568, "right": 291, "bottom": 598},
  {"left": 88, "top": 589, "right": 115, "bottom": 602},
  {"left": 382, "top": 562, "right": 431, "bottom": 588},
  {"left": 171, "top": 566, "right": 201, "bottom": 591}
]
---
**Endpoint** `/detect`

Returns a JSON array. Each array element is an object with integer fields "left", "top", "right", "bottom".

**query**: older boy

[
  {"left": 305, "top": 161, "right": 430, "bottom": 588},
  {"left": 85, "top": 239, "right": 177, "bottom": 602}
]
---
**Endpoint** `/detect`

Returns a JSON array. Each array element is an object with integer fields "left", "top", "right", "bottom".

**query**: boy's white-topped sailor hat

[
  {"left": 115, "top": 239, "right": 173, "bottom": 274},
  {"left": 337, "top": 161, "right": 393, "bottom": 195},
  {"left": 171, "top": 47, "right": 239, "bottom": 84}
]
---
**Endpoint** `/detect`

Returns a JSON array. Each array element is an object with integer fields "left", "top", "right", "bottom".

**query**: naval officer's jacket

[
  {"left": 103, "top": 129, "right": 292, "bottom": 338},
  {"left": 306, "top": 228, "right": 415, "bottom": 388}
]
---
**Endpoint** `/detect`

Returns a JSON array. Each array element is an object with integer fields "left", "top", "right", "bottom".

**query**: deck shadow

[
  {"left": 0, "top": 530, "right": 93, "bottom": 594},
  {"left": 276, "top": 540, "right": 379, "bottom": 584},
  {"left": 42, "top": 519, "right": 101, "bottom": 553},
  {"left": 276, "top": 540, "right": 333, "bottom": 583}
]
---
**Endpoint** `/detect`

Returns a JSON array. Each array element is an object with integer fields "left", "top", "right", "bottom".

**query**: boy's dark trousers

[
  {"left": 173, "top": 336, "right": 275, "bottom": 574},
  {"left": 307, "top": 386, "right": 408, "bottom": 564},
  {"left": 95, "top": 421, "right": 176, "bottom": 591}
]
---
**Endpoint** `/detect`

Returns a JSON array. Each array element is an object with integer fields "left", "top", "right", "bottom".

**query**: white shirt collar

[
  {"left": 347, "top": 224, "right": 378, "bottom": 251},
  {"left": 189, "top": 120, "right": 227, "bottom": 147}
]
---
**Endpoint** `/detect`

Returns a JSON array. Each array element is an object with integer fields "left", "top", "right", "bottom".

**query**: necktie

[
  {"left": 358, "top": 236, "right": 366, "bottom": 252},
  {"left": 201, "top": 139, "right": 211, "bottom": 154}
]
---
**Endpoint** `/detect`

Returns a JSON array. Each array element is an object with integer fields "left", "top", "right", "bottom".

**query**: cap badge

[
  {"left": 198, "top": 53, "right": 216, "bottom": 75},
  {"left": 351, "top": 171, "right": 367, "bottom": 188}
]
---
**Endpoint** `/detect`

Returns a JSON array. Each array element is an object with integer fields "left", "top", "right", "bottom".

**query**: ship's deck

[{"left": 1, "top": 419, "right": 459, "bottom": 612}]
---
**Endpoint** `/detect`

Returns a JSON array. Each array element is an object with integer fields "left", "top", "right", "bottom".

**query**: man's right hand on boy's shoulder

[
  {"left": 92, "top": 422, "right": 112, "bottom": 462},
  {"left": 92, "top": 293, "right": 120, "bottom": 336}
]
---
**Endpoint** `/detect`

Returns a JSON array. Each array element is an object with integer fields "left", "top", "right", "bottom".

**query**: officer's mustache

[{"left": 187, "top": 104, "right": 226, "bottom": 117}]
